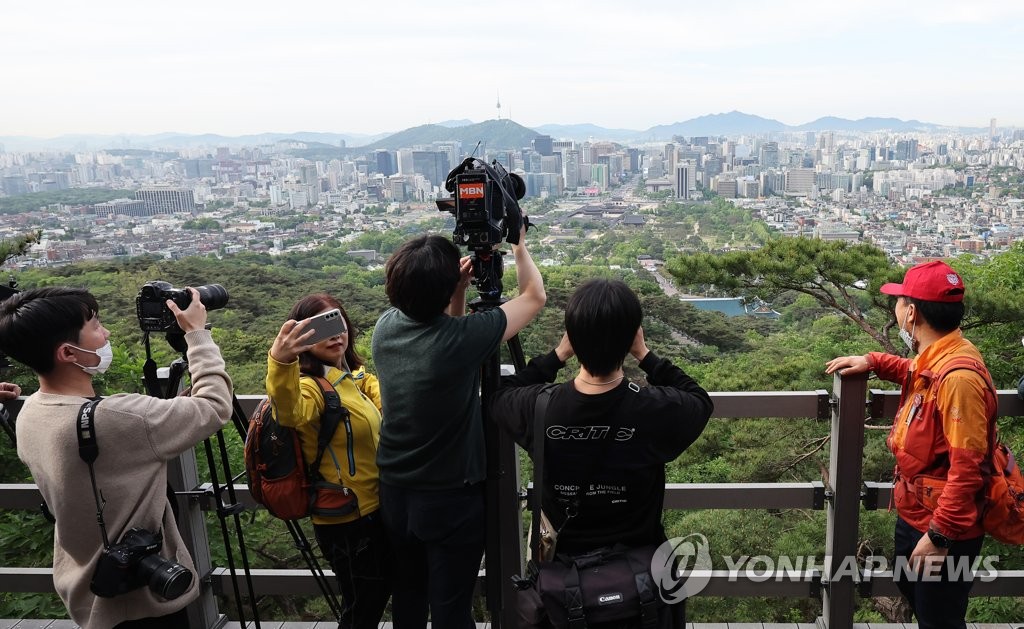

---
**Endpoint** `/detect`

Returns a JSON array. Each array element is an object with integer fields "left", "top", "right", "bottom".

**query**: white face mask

[
  {"left": 68, "top": 341, "right": 113, "bottom": 375},
  {"left": 898, "top": 308, "right": 917, "bottom": 353}
]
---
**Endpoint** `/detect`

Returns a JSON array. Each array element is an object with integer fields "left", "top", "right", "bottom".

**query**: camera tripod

[
  {"left": 468, "top": 275, "right": 529, "bottom": 629},
  {"left": 143, "top": 331, "right": 264, "bottom": 628},
  {"left": 144, "top": 330, "right": 345, "bottom": 626}
]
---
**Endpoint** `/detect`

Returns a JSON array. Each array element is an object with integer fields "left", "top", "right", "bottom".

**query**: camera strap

[{"left": 76, "top": 400, "right": 112, "bottom": 548}]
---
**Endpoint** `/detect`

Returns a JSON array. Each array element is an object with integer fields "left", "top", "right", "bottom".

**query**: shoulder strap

[
  {"left": 77, "top": 400, "right": 101, "bottom": 465},
  {"left": 530, "top": 384, "right": 559, "bottom": 562},
  {"left": 304, "top": 375, "right": 349, "bottom": 480},
  {"left": 76, "top": 400, "right": 111, "bottom": 547},
  {"left": 930, "top": 357, "right": 998, "bottom": 414},
  {"left": 930, "top": 356, "right": 1000, "bottom": 453}
]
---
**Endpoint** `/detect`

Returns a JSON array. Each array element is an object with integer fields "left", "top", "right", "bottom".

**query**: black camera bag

[{"left": 519, "top": 543, "right": 662, "bottom": 629}]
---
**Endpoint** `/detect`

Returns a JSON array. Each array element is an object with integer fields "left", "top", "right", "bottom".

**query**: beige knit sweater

[{"left": 16, "top": 330, "right": 233, "bottom": 629}]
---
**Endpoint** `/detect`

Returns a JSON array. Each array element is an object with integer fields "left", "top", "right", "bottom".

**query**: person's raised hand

[
  {"left": 167, "top": 288, "right": 207, "bottom": 334},
  {"left": 269, "top": 318, "right": 316, "bottom": 364}
]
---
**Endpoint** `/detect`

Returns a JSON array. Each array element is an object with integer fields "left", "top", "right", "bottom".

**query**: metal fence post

[
  {"left": 820, "top": 372, "right": 868, "bottom": 629},
  {"left": 169, "top": 452, "right": 223, "bottom": 628},
  {"left": 161, "top": 367, "right": 224, "bottom": 629}
]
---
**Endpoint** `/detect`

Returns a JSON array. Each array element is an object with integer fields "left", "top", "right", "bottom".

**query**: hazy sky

[{"left": 3, "top": 0, "right": 1023, "bottom": 137}]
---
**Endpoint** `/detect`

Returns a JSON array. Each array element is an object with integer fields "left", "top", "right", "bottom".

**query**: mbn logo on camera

[{"left": 458, "top": 183, "right": 485, "bottom": 198}]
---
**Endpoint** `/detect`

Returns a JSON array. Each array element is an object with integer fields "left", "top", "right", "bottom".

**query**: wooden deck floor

[{"left": 3, "top": 621, "right": 1023, "bottom": 629}]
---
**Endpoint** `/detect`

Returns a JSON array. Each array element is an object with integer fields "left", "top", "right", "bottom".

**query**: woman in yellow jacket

[{"left": 267, "top": 292, "right": 392, "bottom": 629}]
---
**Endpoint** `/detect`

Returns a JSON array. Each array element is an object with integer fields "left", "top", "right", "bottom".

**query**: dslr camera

[
  {"left": 90, "top": 527, "right": 193, "bottom": 600},
  {"left": 136, "top": 280, "right": 229, "bottom": 333}
]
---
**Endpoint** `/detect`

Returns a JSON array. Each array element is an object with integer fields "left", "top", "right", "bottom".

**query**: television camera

[{"left": 436, "top": 156, "right": 528, "bottom": 301}]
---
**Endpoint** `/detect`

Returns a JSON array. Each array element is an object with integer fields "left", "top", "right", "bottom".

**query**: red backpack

[
  {"left": 245, "top": 375, "right": 358, "bottom": 520},
  {"left": 916, "top": 357, "right": 1024, "bottom": 545}
]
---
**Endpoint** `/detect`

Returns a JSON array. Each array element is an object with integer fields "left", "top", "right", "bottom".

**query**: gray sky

[{"left": 3, "top": 0, "right": 1023, "bottom": 137}]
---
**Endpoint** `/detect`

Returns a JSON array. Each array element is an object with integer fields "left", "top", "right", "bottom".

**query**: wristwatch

[{"left": 927, "top": 529, "right": 952, "bottom": 549}]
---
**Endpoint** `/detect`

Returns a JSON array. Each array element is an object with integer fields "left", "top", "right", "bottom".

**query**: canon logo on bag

[{"left": 598, "top": 593, "right": 623, "bottom": 605}]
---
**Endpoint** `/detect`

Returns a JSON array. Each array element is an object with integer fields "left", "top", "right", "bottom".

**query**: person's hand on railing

[{"left": 825, "top": 355, "right": 872, "bottom": 377}]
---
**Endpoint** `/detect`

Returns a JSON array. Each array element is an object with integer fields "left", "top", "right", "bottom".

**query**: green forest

[{"left": 2, "top": 206, "right": 1024, "bottom": 623}]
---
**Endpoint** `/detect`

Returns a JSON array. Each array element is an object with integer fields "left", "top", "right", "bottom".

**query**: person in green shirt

[{"left": 373, "top": 228, "right": 545, "bottom": 629}]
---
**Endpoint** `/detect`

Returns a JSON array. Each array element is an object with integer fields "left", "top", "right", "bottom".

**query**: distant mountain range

[
  {"left": 0, "top": 112, "right": 993, "bottom": 152},
  {"left": 0, "top": 131, "right": 390, "bottom": 152}
]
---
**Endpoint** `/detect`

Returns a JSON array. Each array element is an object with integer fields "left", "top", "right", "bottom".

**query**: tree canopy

[{"left": 667, "top": 237, "right": 903, "bottom": 352}]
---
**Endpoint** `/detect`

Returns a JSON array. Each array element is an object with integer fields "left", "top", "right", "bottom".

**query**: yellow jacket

[{"left": 266, "top": 353, "right": 383, "bottom": 524}]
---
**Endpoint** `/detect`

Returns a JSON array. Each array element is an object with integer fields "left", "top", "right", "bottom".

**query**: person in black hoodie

[{"left": 491, "top": 278, "right": 713, "bottom": 628}]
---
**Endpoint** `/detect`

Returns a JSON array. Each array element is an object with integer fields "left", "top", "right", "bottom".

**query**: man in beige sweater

[{"left": 0, "top": 287, "right": 233, "bottom": 629}]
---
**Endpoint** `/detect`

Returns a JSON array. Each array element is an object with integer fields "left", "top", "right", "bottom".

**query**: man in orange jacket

[{"left": 826, "top": 260, "right": 992, "bottom": 629}]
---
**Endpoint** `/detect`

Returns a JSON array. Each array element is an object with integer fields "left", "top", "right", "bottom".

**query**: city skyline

[{"left": 3, "top": 0, "right": 1024, "bottom": 137}]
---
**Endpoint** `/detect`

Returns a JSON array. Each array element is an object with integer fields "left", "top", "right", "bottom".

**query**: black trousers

[
  {"left": 894, "top": 517, "right": 984, "bottom": 629},
  {"left": 314, "top": 510, "right": 394, "bottom": 629},
  {"left": 379, "top": 481, "right": 485, "bottom": 629}
]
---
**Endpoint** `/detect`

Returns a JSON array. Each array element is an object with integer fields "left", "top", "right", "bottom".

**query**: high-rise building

[
  {"left": 397, "top": 149, "right": 414, "bottom": 175},
  {"left": 990, "top": 118, "right": 998, "bottom": 139},
  {"left": 759, "top": 142, "right": 779, "bottom": 168},
  {"left": 703, "top": 157, "right": 723, "bottom": 179},
  {"left": 135, "top": 188, "right": 196, "bottom": 213},
  {"left": 540, "top": 155, "right": 561, "bottom": 174},
  {"left": 581, "top": 142, "right": 593, "bottom": 164},
  {"left": 375, "top": 150, "right": 396, "bottom": 176},
  {"left": 93, "top": 199, "right": 150, "bottom": 217},
  {"left": 411, "top": 151, "right": 451, "bottom": 188},
  {"left": 674, "top": 164, "right": 690, "bottom": 200},
  {"left": 2, "top": 176, "right": 28, "bottom": 196},
  {"left": 716, "top": 178, "right": 737, "bottom": 198},
  {"left": 590, "top": 164, "right": 609, "bottom": 190},
  {"left": 563, "top": 150, "right": 580, "bottom": 189},
  {"left": 301, "top": 165, "right": 319, "bottom": 187},
  {"left": 626, "top": 148, "right": 640, "bottom": 173},
  {"left": 895, "top": 139, "right": 919, "bottom": 161},
  {"left": 784, "top": 169, "right": 816, "bottom": 196},
  {"left": 664, "top": 144, "right": 676, "bottom": 180},
  {"left": 532, "top": 135, "right": 554, "bottom": 156}
]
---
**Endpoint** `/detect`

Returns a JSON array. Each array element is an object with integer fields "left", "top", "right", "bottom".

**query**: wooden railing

[{"left": 1, "top": 374, "right": 1022, "bottom": 628}]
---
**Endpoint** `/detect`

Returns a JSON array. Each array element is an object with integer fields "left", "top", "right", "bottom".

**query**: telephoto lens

[
  {"left": 138, "top": 554, "right": 193, "bottom": 600},
  {"left": 194, "top": 284, "right": 229, "bottom": 311}
]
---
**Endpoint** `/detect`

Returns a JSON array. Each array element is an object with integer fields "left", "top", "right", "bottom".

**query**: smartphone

[{"left": 302, "top": 309, "right": 346, "bottom": 344}]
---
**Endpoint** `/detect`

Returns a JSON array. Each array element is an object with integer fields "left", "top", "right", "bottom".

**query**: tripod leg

[
  {"left": 287, "top": 520, "right": 345, "bottom": 622},
  {"left": 482, "top": 347, "right": 523, "bottom": 629},
  {"left": 230, "top": 395, "right": 251, "bottom": 441},
  {"left": 203, "top": 437, "right": 249, "bottom": 625},
  {"left": 504, "top": 334, "right": 527, "bottom": 372}
]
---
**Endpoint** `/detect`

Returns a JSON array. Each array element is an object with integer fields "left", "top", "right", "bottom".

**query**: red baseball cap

[{"left": 880, "top": 260, "right": 964, "bottom": 303}]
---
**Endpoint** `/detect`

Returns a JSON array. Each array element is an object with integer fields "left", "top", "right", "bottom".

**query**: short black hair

[
  {"left": 565, "top": 279, "right": 642, "bottom": 377},
  {"left": 0, "top": 287, "right": 99, "bottom": 375},
  {"left": 905, "top": 296, "right": 964, "bottom": 333},
  {"left": 384, "top": 235, "right": 461, "bottom": 322},
  {"left": 287, "top": 293, "right": 363, "bottom": 375}
]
